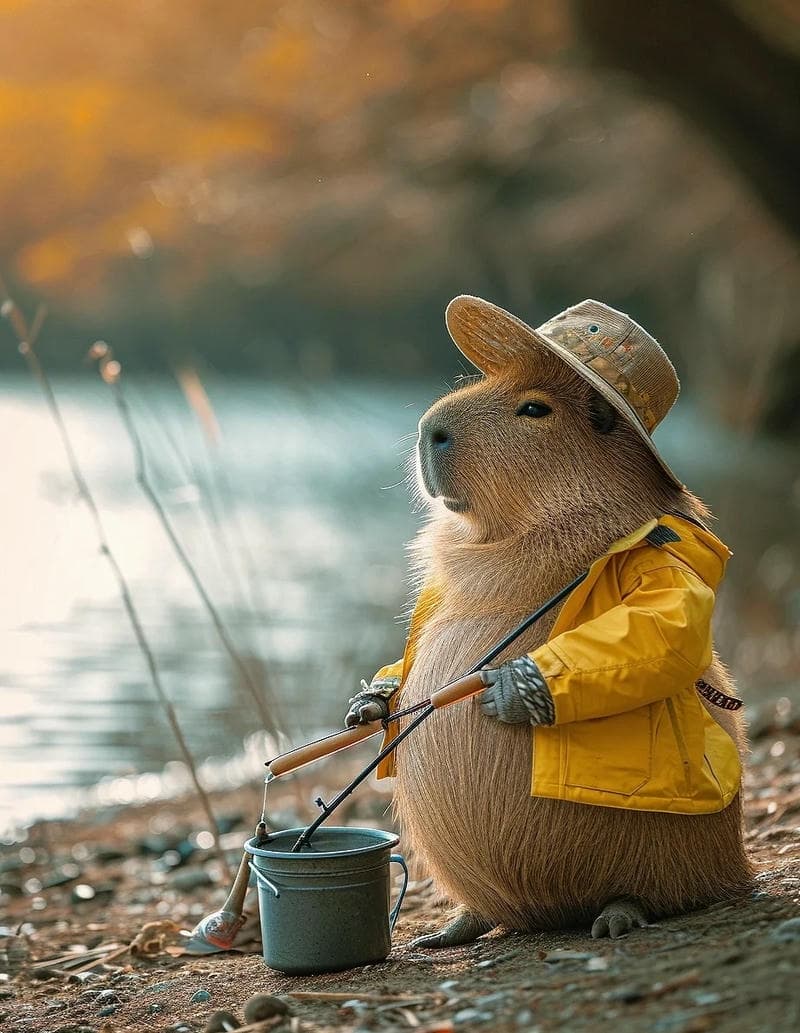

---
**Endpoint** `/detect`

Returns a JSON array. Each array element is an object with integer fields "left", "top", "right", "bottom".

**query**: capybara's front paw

[
  {"left": 591, "top": 897, "right": 649, "bottom": 939},
  {"left": 409, "top": 907, "right": 495, "bottom": 949}
]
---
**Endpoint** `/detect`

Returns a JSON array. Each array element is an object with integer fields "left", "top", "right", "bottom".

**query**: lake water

[{"left": 1, "top": 375, "right": 798, "bottom": 833}]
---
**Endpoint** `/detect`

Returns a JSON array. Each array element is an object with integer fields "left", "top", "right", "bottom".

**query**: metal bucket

[{"left": 244, "top": 827, "right": 408, "bottom": 974}]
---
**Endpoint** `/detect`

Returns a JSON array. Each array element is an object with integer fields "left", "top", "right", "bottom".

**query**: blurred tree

[
  {"left": 572, "top": 0, "right": 800, "bottom": 242},
  {"left": 0, "top": 0, "right": 798, "bottom": 432}
]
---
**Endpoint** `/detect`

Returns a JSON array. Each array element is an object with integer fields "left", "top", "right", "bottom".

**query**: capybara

[{"left": 348, "top": 296, "right": 752, "bottom": 945}]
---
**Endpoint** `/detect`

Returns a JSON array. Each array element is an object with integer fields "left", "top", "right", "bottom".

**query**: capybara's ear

[{"left": 588, "top": 391, "right": 618, "bottom": 435}]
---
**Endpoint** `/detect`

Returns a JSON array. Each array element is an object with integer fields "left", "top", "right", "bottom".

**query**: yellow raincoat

[{"left": 373, "top": 514, "right": 742, "bottom": 815}]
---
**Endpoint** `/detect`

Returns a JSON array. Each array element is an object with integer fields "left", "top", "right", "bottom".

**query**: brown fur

[{"left": 394, "top": 347, "right": 753, "bottom": 930}]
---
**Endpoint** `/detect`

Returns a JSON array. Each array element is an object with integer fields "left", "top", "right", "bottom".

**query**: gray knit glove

[
  {"left": 479, "top": 656, "right": 556, "bottom": 726},
  {"left": 344, "top": 676, "right": 401, "bottom": 727}
]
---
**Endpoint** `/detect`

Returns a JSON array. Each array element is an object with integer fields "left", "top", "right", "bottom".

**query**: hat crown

[{"left": 536, "top": 300, "right": 679, "bottom": 433}]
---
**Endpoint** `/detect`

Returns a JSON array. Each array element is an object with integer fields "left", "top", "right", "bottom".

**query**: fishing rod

[
  {"left": 286, "top": 567, "right": 588, "bottom": 850},
  {"left": 266, "top": 568, "right": 588, "bottom": 783},
  {"left": 184, "top": 567, "right": 587, "bottom": 952}
]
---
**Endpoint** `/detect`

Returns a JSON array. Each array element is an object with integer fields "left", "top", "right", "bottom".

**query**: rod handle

[
  {"left": 430, "top": 670, "right": 488, "bottom": 709},
  {"left": 267, "top": 722, "right": 383, "bottom": 778}
]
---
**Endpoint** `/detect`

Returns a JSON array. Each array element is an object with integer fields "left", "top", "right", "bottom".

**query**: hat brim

[{"left": 446, "top": 295, "right": 684, "bottom": 490}]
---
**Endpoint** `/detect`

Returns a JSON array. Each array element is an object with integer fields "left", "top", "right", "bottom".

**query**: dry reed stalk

[
  {"left": 122, "top": 389, "right": 258, "bottom": 617},
  {"left": 88, "top": 343, "right": 281, "bottom": 735},
  {"left": 0, "top": 276, "right": 229, "bottom": 878}
]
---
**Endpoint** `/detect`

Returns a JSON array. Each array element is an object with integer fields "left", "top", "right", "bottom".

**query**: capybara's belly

[
  {"left": 393, "top": 613, "right": 752, "bottom": 930},
  {"left": 394, "top": 612, "right": 560, "bottom": 927}
]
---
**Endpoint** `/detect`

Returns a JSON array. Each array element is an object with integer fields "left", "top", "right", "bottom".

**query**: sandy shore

[{"left": 1, "top": 705, "right": 799, "bottom": 1033}]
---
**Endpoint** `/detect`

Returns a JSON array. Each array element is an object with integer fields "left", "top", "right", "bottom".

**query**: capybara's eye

[{"left": 516, "top": 401, "right": 552, "bottom": 419}]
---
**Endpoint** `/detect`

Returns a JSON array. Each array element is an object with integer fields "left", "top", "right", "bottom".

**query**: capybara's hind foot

[
  {"left": 409, "top": 907, "right": 495, "bottom": 949},
  {"left": 591, "top": 898, "right": 649, "bottom": 939}
]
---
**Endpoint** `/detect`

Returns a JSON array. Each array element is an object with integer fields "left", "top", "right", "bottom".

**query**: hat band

[{"left": 579, "top": 352, "right": 658, "bottom": 432}]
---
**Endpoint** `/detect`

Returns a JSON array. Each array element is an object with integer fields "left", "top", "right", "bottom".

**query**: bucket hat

[{"left": 445, "top": 295, "right": 683, "bottom": 489}]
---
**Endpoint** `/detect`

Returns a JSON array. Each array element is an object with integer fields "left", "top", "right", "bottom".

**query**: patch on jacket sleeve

[{"left": 646, "top": 525, "right": 681, "bottom": 547}]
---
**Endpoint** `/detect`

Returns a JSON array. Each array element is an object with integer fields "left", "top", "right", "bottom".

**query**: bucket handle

[
  {"left": 389, "top": 854, "right": 408, "bottom": 934},
  {"left": 247, "top": 861, "right": 281, "bottom": 899}
]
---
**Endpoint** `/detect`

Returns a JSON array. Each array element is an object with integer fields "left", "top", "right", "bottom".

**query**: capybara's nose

[
  {"left": 419, "top": 415, "right": 453, "bottom": 455},
  {"left": 429, "top": 424, "right": 452, "bottom": 453},
  {"left": 418, "top": 414, "right": 455, "bottom": 498}
]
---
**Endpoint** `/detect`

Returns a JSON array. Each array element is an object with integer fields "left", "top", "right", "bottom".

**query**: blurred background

[{"left": 1, "top": 0, "right": 798, "bottom": 834}]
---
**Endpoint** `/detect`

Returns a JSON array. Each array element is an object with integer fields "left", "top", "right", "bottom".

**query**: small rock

[
  {"left": 453, "top": 1008, "right": 493, "bottom": 1024},
  {"left": 191, "top": 989, "right": 212, "bottom": 1003},
  {"left": 41, "top": 863, "right": 82, "bottom": 888},
  {"left": 475, "top": 992, "right": 508, "bottom": 1007},
  {"left": 149, "top": 1003, "right": 165, "bottom": 1014},
  {"left": 692, "top": 992, "right": 722, "bottom": 1006},
  {"left": 98, "top": 1005, "right": 118, "bottom": 1017},
  {"left": 769, "top": 917, "right": 800, "bottom": 942},
  {"left": 606, "top": 986, "right": 645, "bottom": 1004},
  {"left": 515, "top": 1010, "right": 536, "bottom": 1028},
  {"left": 30, "top": 967, "right": 60, "bottom": 981},
  {"left": 243, "top": 993, "right": 290, "bottom": 1022},
  {"left": 542, "top": 949, "right": 596, "bottom": 962},
  {"left": 653, "top": 1011, "right": 701, "bottom": 1032},
  {"left": 205, "top": 1012, "right": 241, "bottom": 1033},
  {"left": 93, "top": 844, "right": 128, "bottom": 863},
  {"left": 96, "top": 990, "right": 120, "bottom": 1004},
  {"left": 171, "top": 869, "right": 214, "bottom": 892}
]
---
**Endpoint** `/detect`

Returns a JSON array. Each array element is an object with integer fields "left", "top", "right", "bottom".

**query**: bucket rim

[{"left": 244, "top": 827, "right": 400, "bottom": 861}]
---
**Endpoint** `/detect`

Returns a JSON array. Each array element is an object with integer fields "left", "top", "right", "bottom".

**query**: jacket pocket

[{"left": 564, "top": 706, "right": 653, "bottom": 796}]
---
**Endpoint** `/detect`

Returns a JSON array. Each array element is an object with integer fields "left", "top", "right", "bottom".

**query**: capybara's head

[{"left": 416, "top": 347, "right": 695, "bottom": 544}]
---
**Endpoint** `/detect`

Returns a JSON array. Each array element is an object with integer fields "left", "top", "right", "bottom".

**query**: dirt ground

[{"left": 2, "top": 699, "right": 800, "bottom": 1033}]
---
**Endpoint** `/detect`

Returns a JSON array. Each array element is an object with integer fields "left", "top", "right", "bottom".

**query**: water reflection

[{"left": 0, "top": 375, "right": 797, "bottom": 830}]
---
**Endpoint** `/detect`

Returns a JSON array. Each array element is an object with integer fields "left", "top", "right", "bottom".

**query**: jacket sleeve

[
  {"left": 367, "top": 660, "right": 404, "bottom": 702},
  {"left": 530, "top": 563, "right": 715, "bottom": 725}
]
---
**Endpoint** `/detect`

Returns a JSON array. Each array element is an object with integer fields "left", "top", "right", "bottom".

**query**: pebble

[
  {"left": 769, "top": 916, "right": 800, "bottom": 942},
  {"left": 149, "top": 1003, "right": 165, "bottom": 1014},
  {"left": 542, "top": 949, "right": 596, "bottom": 962},
  {"left": 41, "top": 863, "right": 82, "bottom": 888},
  {"left": 96, "top": 989, "right": 120, "bottom": 1004},
  {"left": 205, "top": 1011, "right": 241, "bottom": 1033},
  {"left": 191, "top": 989, "right": 212, "bottom": 1003},
  {"left": 475, "top": 992, "right": 508, "bottom": 1007},
  {"left": 453, "top": 1007, "right": 494, "bottom": 1024},
  {"left": 692, "top": 991, "right": 722, "bottom": 1006},
  {"left": 93, "top": 844, "right": 128, "bottom": 863},
  {"left": 653, "top": 1012, "right": 704, "bottom": 1032},
  {"left": 606, "top": 986, "right": 645, "bottom": 1004},
  {"left": 243, "top": 993, "right": 290, "bottom": 1022},
  {"left": 98, "top": 1005, "right": 118, "bottom": 1017},
  {"left": 171, "top": 868, "right": 214, "bottom": 892}
]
